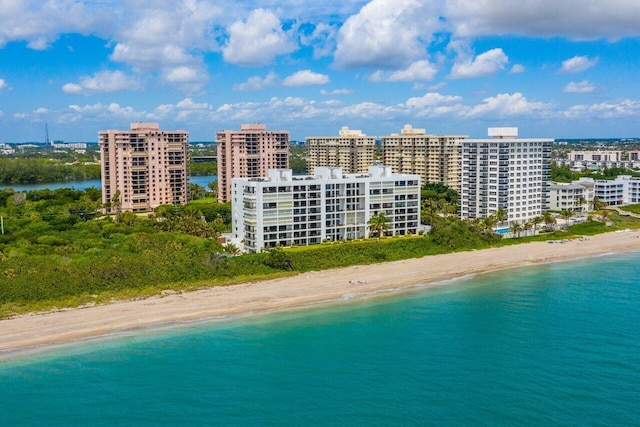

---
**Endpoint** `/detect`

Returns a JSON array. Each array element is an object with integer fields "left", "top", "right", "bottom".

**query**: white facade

[
  {"left": 593, "top": 175, "right": 640, "bottom": 206},
  {"left": 628, "top": 178, "right": 640, "bottom": 204},
  {"left": 52, "top": 142, "right": 88, "bottom": 150},
  {"left": 232, "top": 165, "right": 421, "bottom": 253},
  {"left": 549, "top": 178, "right": 594, "bottom": 212},
  {"left": 594, "top": 179, "right": 626, "bottom": 206},
  {"left": 0, "top": 143, "right": 15, "bottom": 155},
  {"left": 460, "top": 127, "right": 553, "bottom": 223}
]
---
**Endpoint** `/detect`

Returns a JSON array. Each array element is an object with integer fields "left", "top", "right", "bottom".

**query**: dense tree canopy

[{"left": 0, "top": 158, "right": 100, "bottom": 185}]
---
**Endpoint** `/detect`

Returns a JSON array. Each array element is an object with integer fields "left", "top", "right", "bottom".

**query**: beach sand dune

[{"left": 1, "top": 232, "right": 639, "bottom": 352}]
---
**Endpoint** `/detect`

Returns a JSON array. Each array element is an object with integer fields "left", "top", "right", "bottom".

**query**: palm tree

[
  {"left": 223, "top": 243, "right": 242, "bottom": 256},
  {"left": 111, "top": 189, "right": 122, "bottom": 222},
  {"left": 495, "top": 207, "right": 508, "bottom": 227},
  {"left": 532, "top": 215, "right": 543, "bottom": 235},
  {"left": 523, "top": 221, "right": 532, "bottom": 236},
  {"left": 543, "top": 211, "right": 557, "bottom": 230},
  {"left": 423, "top": 199, "right": 442, "bottom": 225},
  {"left": 590, "top": 196, "right": 606, "bottom": 211},
  {"left": 510, "top": 222, "right": 523, "bottom": 238},
  {"left": 560, "top": 209, "right": 573, "bottom": 229},
  {"left": 575, "top": 195, "right": 587, "bottom": 213},
  {"left": 368, "top": 212, "right": 391, "bottom": 240},
  {"left": 442, "top": 200, "right": 458, "bottom": 218},
  {"left": 469, "top": 217, "right": 483, "bottom": 233},
  {"left": 483, "top": 215, "right": 498, "bottom": 234}
]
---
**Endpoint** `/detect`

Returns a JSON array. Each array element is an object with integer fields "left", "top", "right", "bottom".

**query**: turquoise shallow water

[{"left": 1, "top": 252, "right": 639, "bottom": 426}]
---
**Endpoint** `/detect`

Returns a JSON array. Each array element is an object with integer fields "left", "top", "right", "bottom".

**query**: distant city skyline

[{"left": 1, "top": 1, "right": 639, "bottom": 142}]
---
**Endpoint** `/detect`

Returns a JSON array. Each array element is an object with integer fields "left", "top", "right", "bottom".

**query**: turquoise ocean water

[{"left": 1, "top": 252, "right": 639, "bottom": 425}]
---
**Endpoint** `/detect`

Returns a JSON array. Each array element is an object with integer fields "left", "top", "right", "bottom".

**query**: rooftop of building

[{"left": 237, "top": 164, "right": 420, "bottom": 184}]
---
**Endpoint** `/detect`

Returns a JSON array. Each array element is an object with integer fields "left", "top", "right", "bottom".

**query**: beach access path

[{"left": 1, "top": 231, "right": 639, "bottom": 353}]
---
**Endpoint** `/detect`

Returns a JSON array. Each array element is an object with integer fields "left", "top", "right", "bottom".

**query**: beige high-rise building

[
  {"left": 306, "top": 126, "right": 376, "bottom": 174},
  {"left": 216, "top": 124, "right": 289, "bottom": 203},
  {"left": 99, "top": 122, "right": 189, "bottom": 212},
  {"left": 380, "top": 124, "right": 467, "bottom": 190}
]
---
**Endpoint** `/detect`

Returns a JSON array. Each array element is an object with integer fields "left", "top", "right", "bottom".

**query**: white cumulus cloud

[
  {"left": 0, "top": 0, "right": 101, "bottom": 49},
  {"left": 61, "top": 102, "right": 144, "bottom": 123},
  {"left": 162, "top": 65, "right": 209, "bottom": 93},
  {"left": 176, "top": 98, "right": 212, "bottom": 110},
  {"left": 283, "top": 70, "right": 329, "bottom": 87},
  {"left": 222, "top": 9, "right": 297, "bottom": 66},
  {"left": 334, "top": 0, "right": 442, "bottom": 69},
  {"left": 299, "top": 23, "right": 338, "bottom": 59},
  {"left": 450, "top": 48, "right": 509, "bottom": 79},
  {"left": 406, "top": 92, "right": 463, "bottom": 109},
  {"left": 563, "top": 80, "right": 595, "bottom": 94},
  {"left": 369, "top": 60, "right": 438, "bottom": 82},
  {"left": 464, "top": 93, "right": 550, "bottom": 117},
  {"left": 320, "top": 89, "right": 353, "bottom": 96},
  {"left": 110, "top": 44, "right": 194, "bottom": 71},
  {"left": 234, "top": 72, "right": 280, "bottom": 91},
  {"left": 560, "top": 56, "right": 598, "bottom": 73},
  {"left": 0, "top": 78, "right": 7, "bottom": 91},
  {"left": 562, "top": 99, "right": 640, "bottom": 119},
  {"left": 510, "top": 64, "right": 525, "bottom": 74},
  {"left": 62, "top": 71, "right": 143, "bottom": 95},
  {"left": 445, "top": 0, "right": 640, "bottom": 40}
]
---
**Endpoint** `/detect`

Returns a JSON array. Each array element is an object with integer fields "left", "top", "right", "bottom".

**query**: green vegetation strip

[{"left": 1, "top": 187, "right": 638, "bottom": 318}]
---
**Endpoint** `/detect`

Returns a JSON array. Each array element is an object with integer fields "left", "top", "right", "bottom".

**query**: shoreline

[{"left": 1, "top": 231, "right": 639, "bottom": 354}]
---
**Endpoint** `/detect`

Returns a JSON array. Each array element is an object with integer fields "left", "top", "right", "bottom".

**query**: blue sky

[{"left": 0, "top": 0, "right": 639, "bottom": 143}]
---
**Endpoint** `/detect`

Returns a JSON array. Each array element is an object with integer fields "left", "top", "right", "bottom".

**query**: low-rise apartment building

[
  {"left": 549, "top": 178, "right": 594, "bottom": 212},
  {"left": 592, "top": 175, "right": 640, "bottom": 206},
  {"left": 231, "top": 165, "right": 420, "bottom": 252}
]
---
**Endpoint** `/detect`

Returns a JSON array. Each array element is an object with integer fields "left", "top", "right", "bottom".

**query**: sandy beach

[{"left": 1, "top": 231, "right": 639, "bottom": 353}]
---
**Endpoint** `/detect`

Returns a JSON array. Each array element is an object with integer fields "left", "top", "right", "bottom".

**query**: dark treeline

[
  {"left": 551, "top": 162, "right": 640, "bottom": 183},
  {"left": 189, "top": 161, "right": 217, "bottom": 176},
  {"left": 0, "top": 158, "right": 101, "bottom": 185}
]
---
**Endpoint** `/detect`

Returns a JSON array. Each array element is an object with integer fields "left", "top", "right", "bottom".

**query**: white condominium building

[
  {"left": 594, "top": 179, "right": 625, "bottom": 206},
  {"left": 593, "top": 175, "right": 640, "bottom": 206},
  {"left": 460, "top": 127, "right": 553, "bottom": 224},
  {"left": 549, "top": 178, "right": 594, "bottom": 212},
  {"left": 99, "top": 122, "right": 189, "bottom": 212},
  {"left": 380, "top": 124, "right": 466, "bottom": 191},
  {"left": 306, "top": 126, "right": 376, "bottom": 174},
  {"left": 231, "top": 165, "right": 421, "bottom": 253}
]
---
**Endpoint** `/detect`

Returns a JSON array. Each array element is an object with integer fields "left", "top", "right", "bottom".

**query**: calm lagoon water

[
  {"left": 0, "top": 175, "right": 217, "bottom": 192},
  {"left": 1, "top": 252, "right": 639, "bottom": 425}
]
